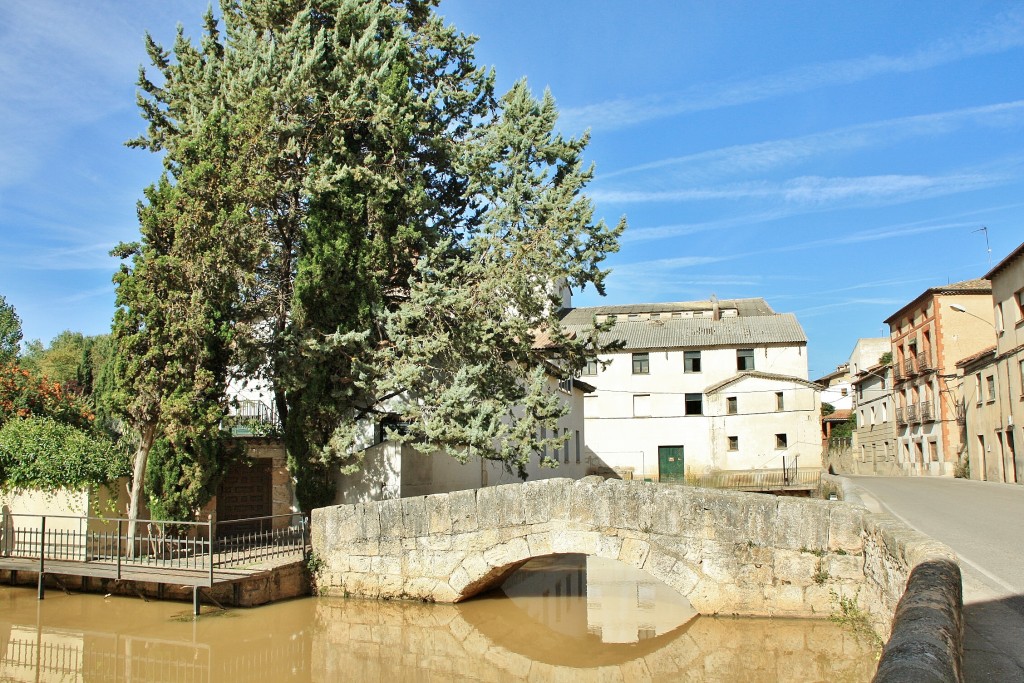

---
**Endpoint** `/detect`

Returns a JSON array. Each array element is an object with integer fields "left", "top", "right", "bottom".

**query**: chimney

[{"left": 710, "top": 293, "right": 720, "bottom": 321}]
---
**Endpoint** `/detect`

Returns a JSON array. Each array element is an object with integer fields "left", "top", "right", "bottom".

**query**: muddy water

[{"left": 0, "top": 555, "right": 878, "bottom": 682}]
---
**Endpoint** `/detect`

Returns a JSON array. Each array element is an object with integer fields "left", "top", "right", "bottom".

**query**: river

[{"left": 0, "top": 554, "right": 877, "bottom": 681}]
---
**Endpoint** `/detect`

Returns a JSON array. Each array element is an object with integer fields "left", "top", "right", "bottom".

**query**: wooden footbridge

[{"left": 0, "top": 512, "right": 309, "bottom": 615}]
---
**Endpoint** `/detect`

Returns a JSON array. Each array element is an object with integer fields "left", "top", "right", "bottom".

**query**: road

[{"left": 847, "top": 475, "right": 1024, "bottom": 682}]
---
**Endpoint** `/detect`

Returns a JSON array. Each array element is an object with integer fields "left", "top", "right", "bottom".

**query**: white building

[{"left": 561, "top": 298, "right": 821, "bottom": 481}]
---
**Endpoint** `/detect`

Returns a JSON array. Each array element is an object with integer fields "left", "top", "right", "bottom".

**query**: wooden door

[{"left": 217, "top": 459, "right": 272, "bottom": 535}]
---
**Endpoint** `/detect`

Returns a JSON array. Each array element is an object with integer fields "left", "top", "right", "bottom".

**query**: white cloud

[
  {"left": 561, "top": 9, "right": 1024, "bottom": 132},
  {"left": 593, "top": 172, "right": 1005, "bottom": 206},
  {"left": 601, "top": 101, "right": 1024, "bottom": 183}
]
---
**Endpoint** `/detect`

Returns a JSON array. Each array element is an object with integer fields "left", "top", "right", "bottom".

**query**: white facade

[
  {"left": 564, "top": 298, "right": 821, "bottom": 481},
  {"left": 330, "top": 374, "right": 591, "bottom": 504}
]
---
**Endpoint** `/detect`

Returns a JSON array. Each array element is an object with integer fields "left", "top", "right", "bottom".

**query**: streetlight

[{"left": 948, "top": 304, "right": 995, "bottom": 328}]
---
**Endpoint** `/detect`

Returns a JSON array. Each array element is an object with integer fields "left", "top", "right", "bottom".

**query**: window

[
  {"left": 563, "top": 428, "right": 569, "bottom": 464},
  {"left": 882, "top": 403, "right": 888, "bottom": 422},
  {"left": 870, "top": 406, "right": 877, "bottom": 425},
  {"left": 775, "top": 392, "right": 784, "bottom": 411},
  {"left": 976, "top": 373, "right": 983, "bottom": 404},
  {"left": 995, "top": 302, "right": 1005, "bottom": 333},
  {"left": 684, "top": 350, "right": 701, "bottom": 373},
  {"left": 1016, "top": 288, "right": 1024, "bottom": 322},
  {"left": 632, "top": 352, "right": 650, "bottom": 374},
  {"left": 633, "top": 394, "right": 651, "bottom": 417},
  {"left": 582, "top": 358, "right": 598, "bottom": 376},
  {"left": 685, "top": 393, "right": 703, "bottom": 415},
  {"left": 841, "top": 388, "right": 848, "bottom": 397},
  {"left": 775, "top": 433, "right": 788, "bottom": 449},
  {"left": 726, "top": 396, "right": 738, "bottom": 415},
  {"left": 1020, "top": 359, "right": 1024, "bottom": 396},
  {"left": 737, "top": 348, "right": 754, "bottom": 371},
  {"left": 575, "top": 430, "right": 581, "bottom": 464},
  {"left": 728, "top": 436, "right": 739, "bottom": 451},
  {"left": 987, "top": 375, "right": 997, "bottom": 402}
]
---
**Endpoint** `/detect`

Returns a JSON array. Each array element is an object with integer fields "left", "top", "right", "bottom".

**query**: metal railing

[
  {"left": 918, "top": 400, "right": 933, "bottom": 422},
  {"left": 895, "top": 407, "right": 907, "bottom": 425},
  {"left": 687, "top": 467, "right": 822, "bottom": 491},
  {"left": 0, "top": 512, "right": 307, "bottom": 585},
  {"left": 903, "top": 357, "right": 915, "bottom": 376},
  {"left": 906, "top": 404, "right": 919, "bottom": 423},
  {"left": 917, "top": 351, "right": 931, "bottom": 372}
]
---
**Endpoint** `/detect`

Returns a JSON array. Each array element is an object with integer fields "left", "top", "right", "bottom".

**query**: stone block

[
  {"left": 774, "top": 497, "right": 829, "bottom": 551},
  {"left": 448, "top": 489, "right": 479, "bottom": 533},
  {"left": 595, "top": 533, "right": 622, "bottom": 559},
  {"left": 618, "top": 537, "right": 650, "bottom": 568},
  {"left": 552, "top": 529, "right": 598, "bottom": 555},
  {"left": 493, "top": 483, "right": 527, "bottom": 527},
  {"left": 774, "top": 549, "right": 819, "bottom": 586},
  {"left": 566, "top": 478, "right": 602, "bottom": 527},
  {"left": 770, "top": 583, "right": 807, "bottom": 614},
  {"left": 358, "top": 501, "right": 381, "bottom": 539},
  {"left": 649, "top": 486, "right": 688, "bottom": 536},
  {"left": 526, "top": 531, "right": 553, "bottom": 557},
  {"left": 824, "top": 553, "right": 865, "bottom": 582},
  {"left": 664, "top": 559, "right": 700, "bottom": 596},
  {"left": 609, "top": 480, "right": 656, "bottom": 532},
  {"left": 828, "top": 502, "right": 865, "bottom": 553},
  {"left": 401, "top": 497, "right": 428, "bottom": 537},
  {"left": 424, "top": 494, "right": 452, "bottom": 535}
]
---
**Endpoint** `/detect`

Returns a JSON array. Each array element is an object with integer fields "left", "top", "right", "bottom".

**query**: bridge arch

[{"left": 311, "top": 476, "right": 866, "bottom": 617}]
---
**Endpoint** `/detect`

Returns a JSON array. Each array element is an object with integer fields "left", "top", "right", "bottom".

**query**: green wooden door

[{"left": 658, "top": 446, "right": 685, "bottom": 482}]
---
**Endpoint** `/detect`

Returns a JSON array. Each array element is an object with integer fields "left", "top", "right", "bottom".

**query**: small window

[
  {"left": 633, "top": 394, "right": 651, "bottom": 417},
  {"left": 575, "top": 430, "right": 581, "bottom": 464},
  {"left": 632, "top": 352, "right": 650, "bottom": 374},
  {"left": 737, "top": 348, "right": 754, "bottom": 371},
  {"left": 881, "top": 403, "right": 888, "bottom": 422},
  {"left": 563, "top": 428, "right": 569, "bottom": 464},
  {"left": 728, "top": 436, "right": 739, "bottom": 451},
  {"left": 582, "top": 358, "right": 598, "bottom": 376},
  {"left": 995, "top": 302, "right": 1005, "bottom": 333},
  {"left": 775, "top": 433, "right": 788, "bottom": 449},
  {"left": 1016, "top": 289, "right": 1024, "bottom": 321},
  {"left": 684, "top": 350, "right": 701, "bottom": 373},
  {"left": 840, "top": 388, "right": 848, "bottom": 397},
  {"left": 726, "top": 396, "right": 738, "bottom": 415},
  {"left": 775, "top": 392, "right": 784, "bottom": 411},
  {"left": 685, "top": 393, "right": 703, "bottom": 415},
  {"left": 976, "top": 372, "right": 983, "bottom": 404},
  {"left": 987, "top": 375, "right": 997, "bottom": 402}
]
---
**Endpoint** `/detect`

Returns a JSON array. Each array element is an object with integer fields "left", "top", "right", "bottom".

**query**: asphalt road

[{"left": 847, "top": 475, "right": 1024, "bottom": 682}]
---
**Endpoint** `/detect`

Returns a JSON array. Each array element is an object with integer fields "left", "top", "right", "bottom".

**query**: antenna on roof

[{"left": 973, "top": 226, "right": 991, "bottom": 264}]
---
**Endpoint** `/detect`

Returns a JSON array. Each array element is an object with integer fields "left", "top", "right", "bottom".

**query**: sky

[{"left": 1, "top": 1, "right": 1022, "bottom": 379}]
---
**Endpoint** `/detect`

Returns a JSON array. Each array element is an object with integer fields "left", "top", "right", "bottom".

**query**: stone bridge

[{"left": 311, "top": 476, "right": 875, "bottom": 619}]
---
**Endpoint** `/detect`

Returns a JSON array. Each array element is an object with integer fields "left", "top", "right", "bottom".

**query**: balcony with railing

[
  {"left": 916, "top": 351, "right": 932, "bottom": 373},
  {"left": 895, "top": 407, "right": 907, "bottom": 425},
  {"left": 906, "top": 404, "right": 919, "bottom": 423},
  {"left": 918, "top": 400, "right": 933, "bottom": 422},
  {"left": 903, "top": 357, "right": 916, "bottom": 377}
]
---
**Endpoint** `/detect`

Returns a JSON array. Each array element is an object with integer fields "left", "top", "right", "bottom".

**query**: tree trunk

[{"left": 126, "top": 423, "right": 156, "bottom": 559}]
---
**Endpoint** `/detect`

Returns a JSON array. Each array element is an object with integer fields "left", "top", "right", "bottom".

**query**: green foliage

[
  {"left": 0, "top": 295, "right": 22, "bottom": 365},
  {"left": 0, "top": 364, "right": 94, "bottom": 430},
  {"left": 878, "top": 351, "right": 892, "bottom": 366},
  {"left": 829, "top": 589, "right": 883, "bottom": 650},
  {"left": 129, "top": 0, "right": 623, "bottom": 511},
  {"left": 830, "top": 413, "right": 857, "bottom": 442},
  {"left": 821, "top": 402, "right": 836, "bottom": 417},
  {"left": 954, "top": 456, "right": 970, "bottom": 479},
  {"left": 144, "top": 435, "right": 238, "bottom": 521},
  {"left": 0, "top": 415, "right": 129, "bottom": 492}
]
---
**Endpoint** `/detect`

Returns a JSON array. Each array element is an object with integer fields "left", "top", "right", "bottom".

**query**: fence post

[
  {"left": 37, "top": 516, "right": 46, "bottom": 600},
  {"left": 208, "top": 514, "right": 215, "bottom": 587},
  {"left": 116, "top": 519, "right": 122, "bottom": 581}
]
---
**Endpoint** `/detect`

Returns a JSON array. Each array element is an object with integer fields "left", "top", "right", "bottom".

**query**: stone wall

[
  {"left": 313, "top": 476, "right": 964, "bottom": 680},
  {"left": 315, "top": 477, "right": 860, "bottom": 615}
]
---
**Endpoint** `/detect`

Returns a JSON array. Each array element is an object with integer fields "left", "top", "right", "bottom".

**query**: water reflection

[
  {"left": 1, "top": 556, "right": 878, "bottom": 682},
  {"left": 497, "top": 554, "right": 698, "bottom": 644}
]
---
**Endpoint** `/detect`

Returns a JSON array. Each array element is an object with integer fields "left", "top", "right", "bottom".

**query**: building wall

[
  {"left": 849, "top": 338, "right": 890, "bottom": 375},
  {"left": 582, "top": 344, "right": 816, "bottom": 480},
  {"left": 889, "top": 292, "right": 994, "bottom": 475},
  {"left": 852, "top": 367, "right": 898, "bottom": 474},
  {"left": 961, "top": 359, "right": 1013, "bottom": 481},
  {"left": 331, "top": 378, "right": 590, "bottom": 503}
]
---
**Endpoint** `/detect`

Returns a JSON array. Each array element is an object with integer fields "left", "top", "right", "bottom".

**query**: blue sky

[{"left": 1, "top": 1, "right": 1022, "bottom": 378}]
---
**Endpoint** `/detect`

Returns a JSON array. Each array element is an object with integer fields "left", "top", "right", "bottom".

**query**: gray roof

[
  {"left": 705, "top": 371, "right": 823, "bottom": 394},
  {"left": 561, "top": 297, "right": 776, "bottom": 319},
  {"left": 561, "top": 307, "right": 807, "bottom": 351}
]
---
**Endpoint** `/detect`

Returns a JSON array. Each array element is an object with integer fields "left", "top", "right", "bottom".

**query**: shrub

[
  {"left": 0, "top": 415, "right": 130, "bottom": 492},
  {"left": 0, "top": 363, "right": 94, "bottom": 430}
]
